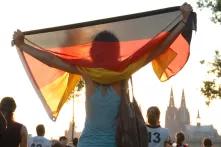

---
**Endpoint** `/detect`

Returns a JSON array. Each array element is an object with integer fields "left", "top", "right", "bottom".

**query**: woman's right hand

[{"left": 13, "top": 29, "right": 25, "bottom": 48}]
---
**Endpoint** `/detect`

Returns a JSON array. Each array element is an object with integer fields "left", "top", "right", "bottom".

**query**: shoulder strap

[
  {"left": 0, "top": 111, "right": 7, "bottom": 129},
  {"left": 129, "top": 77, "right": 135, "bottom": 100},
  {"left": 0, "top": 111, "right": 7, "bottom": 139},
  {"left": 129, "top": 76, "right": 138, "bottom": 104},
  {"left": 120, "top": 77, "right": 136, "bottom": 103}
]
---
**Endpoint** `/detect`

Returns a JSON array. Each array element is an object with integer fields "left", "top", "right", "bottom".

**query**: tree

[
  {"left": 197, "top": 0, "right": 221, "bottom": 23},
  {"left": 200, "top": 50, "right": 221, "bottom": 105},
  {"left": 197, "top": 1, "right": 221, "bottom": 104}
]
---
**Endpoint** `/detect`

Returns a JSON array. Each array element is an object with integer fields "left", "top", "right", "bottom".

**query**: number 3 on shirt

[{"left": 148, "top": 132, "right": 161, "bottom": 143}]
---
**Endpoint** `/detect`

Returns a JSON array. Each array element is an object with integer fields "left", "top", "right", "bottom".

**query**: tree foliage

[
  {"left": 201, "top": 51, "right": 221, "bottom": 105},
  {"left": 76, "top": 79, "right": 85, "bottom": 92},
  {"left": 197, "top": 0, "right": 221, "bottom": 23},
  {"left": 68, "top": 78, "right": 85, "bottom": 100}
]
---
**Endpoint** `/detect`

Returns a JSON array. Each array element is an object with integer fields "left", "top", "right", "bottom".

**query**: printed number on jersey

[{"left": 148, "top": 132, "right": 161, "bottom": 143}]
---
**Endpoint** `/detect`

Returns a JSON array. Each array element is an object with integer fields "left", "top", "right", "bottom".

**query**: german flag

[{"left": 17, "top": 6, "right": 196, "bottom": 120}]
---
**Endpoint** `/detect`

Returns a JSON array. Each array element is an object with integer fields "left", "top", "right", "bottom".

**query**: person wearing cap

[{"left": 0, "top": 96, "right": 28, "bottom": 147}]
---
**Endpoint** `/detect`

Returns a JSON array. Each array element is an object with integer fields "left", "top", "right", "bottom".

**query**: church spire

[
  {"left": 169, "top": 88, "right": 175, "bottom": 107},
  {"left": 177, "top": 89, "right": 190, "bottom": 129},
  {"left": 180, "top": 89, "right": 186, "bottom": 108},
  {"left": 196, "top": 109, "right": 201, "bottom": 127},
  {"left": 197, "top": 110, "right": 200, "bottom": 118}
]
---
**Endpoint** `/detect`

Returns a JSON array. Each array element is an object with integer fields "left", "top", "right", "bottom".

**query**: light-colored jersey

[
  {"left": 28, "top": 136, "right": 51, "bottom": 147},
  {"left": 146, "top": 125, "right": 170, "bottom": 147}
]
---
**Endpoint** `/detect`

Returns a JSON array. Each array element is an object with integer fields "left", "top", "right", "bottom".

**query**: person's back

[
  {"left": 28, "top": 124, "right": 51, "bottom": 147},
  {"left": 146, "top": 106, "right": 171, "bottom": 147},
  {"left": 78, "top": 82, "right": 121, "bottom": 147},
  {"left": 29, "top": 136, "right": 51, "bottom": 147},
  {"left": 0, "top": 120, "right": 23, "bottom": 146},
  {"left": 147, "top": 125, "right": 171, "bottom": 147},
  {"left": 0, "top": 97, "right": 27, "bottom": 147},
  {"left": 76, "top": 31, "right": 121, "bottom": 147}
]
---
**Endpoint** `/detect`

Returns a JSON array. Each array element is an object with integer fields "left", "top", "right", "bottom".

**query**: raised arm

[
  {"left": 13, "top": 30, "right": 80, "bottom": 74},
  {"left": 145, "top": 3, "right": 193, "bottom": 63}
]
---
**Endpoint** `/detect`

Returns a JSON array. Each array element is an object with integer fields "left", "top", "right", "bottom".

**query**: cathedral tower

[
  {"left": 177, "top": 89, "right": 190, "bottom": 131},
  {"left": 165, "top": 88, "right": 179, "bottom": 139}
]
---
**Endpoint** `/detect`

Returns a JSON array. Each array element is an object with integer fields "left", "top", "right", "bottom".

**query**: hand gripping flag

[{"left": 16, "top": 6, "right": 196, "bottom": 120}]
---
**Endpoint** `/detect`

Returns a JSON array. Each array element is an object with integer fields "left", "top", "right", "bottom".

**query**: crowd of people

[
  {"left": 0, "top": 96, "right": 214, "bottom": 147},
  {"left": 145, "top": 106, "right": 214, "bottom": 147}
]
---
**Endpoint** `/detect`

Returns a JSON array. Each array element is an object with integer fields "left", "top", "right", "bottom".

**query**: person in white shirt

[
  {"left": 28, "top": 124, "right": 51, "bottom": 147},
  {"left": 146, "top": 106, "right": 172, "bottom": 147}
]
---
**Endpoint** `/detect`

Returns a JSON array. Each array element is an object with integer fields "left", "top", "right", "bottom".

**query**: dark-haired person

[
  {"left": 59, "top": 136, "right": 73, "bottom": 147},
  {"left": 174, "top": 131, "right": 188, "bottom": 147},
  {"left": 0, "top": 97, "right": 28, "bottom": 147},
  {"left": 146, "top": 106, "right": 172, "bottom": 147},
  {"left": 13, "top": 3, "right": 192, "bottom": 147},
  {"left": 28, "top": 124, "right": 51, "bottom": 147},
  {"left": 72, "top": 137, "right": 78, "bottom": 147},
  {"left": 202, "top": 137, "right": 213, "bottom": 147}
]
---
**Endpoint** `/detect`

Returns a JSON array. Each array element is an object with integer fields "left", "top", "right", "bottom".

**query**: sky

[{"left": 0, "top": 0, "right": 221, "bottom": 139}]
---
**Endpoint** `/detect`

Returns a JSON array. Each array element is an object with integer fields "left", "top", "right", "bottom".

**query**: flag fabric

[{"left": 17, "top": 6, "right": 196, "bottom": 120}]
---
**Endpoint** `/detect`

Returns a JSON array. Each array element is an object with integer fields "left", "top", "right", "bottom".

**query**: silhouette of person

[
  {"left": 72, "top": 137, "right": 78, "bottom": 147},
  {"left": 0, "top": 96, "right": 28, "bottom": 147},
  {"left": 13, "top": 3, "right": 192, "bottom": 147},
  {"left": 16, "top": 30, "right": 122, "bottom": 147}
]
